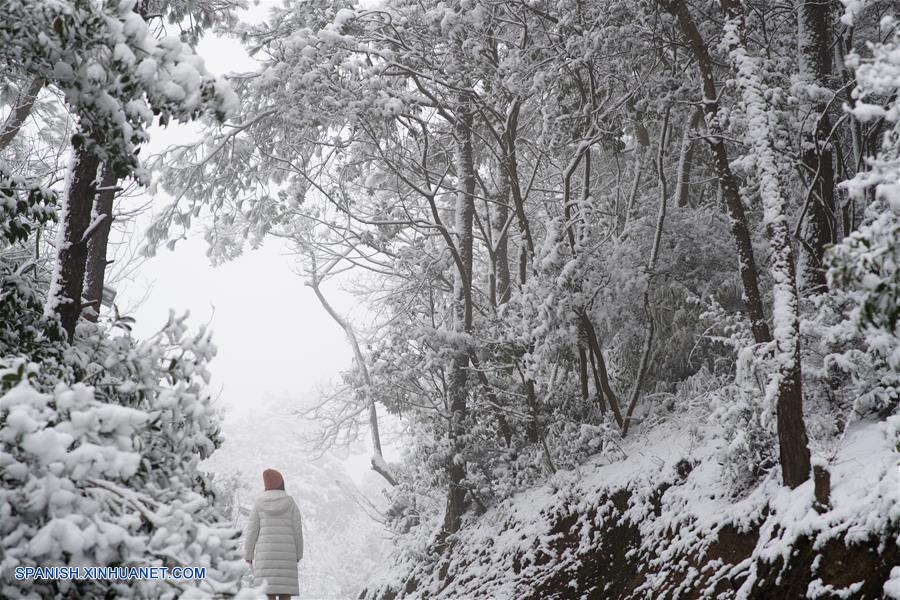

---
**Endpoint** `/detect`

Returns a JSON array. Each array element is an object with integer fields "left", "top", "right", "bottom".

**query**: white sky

[{"left": 118, "top": 235, "right": 355, "bottom": 418}]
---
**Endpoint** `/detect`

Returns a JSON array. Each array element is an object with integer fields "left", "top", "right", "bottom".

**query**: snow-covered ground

[{"left": 363, "top": 414, "right": 899, "bottom": 599}]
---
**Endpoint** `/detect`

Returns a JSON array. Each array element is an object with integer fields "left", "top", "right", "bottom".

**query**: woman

[{"left": 244, "top": 469, "right": 304, "bottom": 600}]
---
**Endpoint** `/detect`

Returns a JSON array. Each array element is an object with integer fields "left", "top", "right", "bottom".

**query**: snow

[
  {"left": 723, "top": 19, "right": 806, "bottom": 425},
  {"left": 135, "top": 58, "right": 158, "bottom": 84},
  {"left": 886, "top": 567, "right": 900, "bottom": 598},
  {"left": 43, "top": 150, "right": 80, "bottom": 320},
  {"left": 2, "top": 0, "right": 238, "bottom": 184},
  {"left": 365, "top": 415, "right": 898, "bottom": 599},
  {"left": 4, "top": 1, "right": 900, "bottom": 598},
  {"left": 851, "top": 102, "right": 886, "bottom": 122},
  {"left": 80, "top": 213, "right": 108, "bottom": 243}
]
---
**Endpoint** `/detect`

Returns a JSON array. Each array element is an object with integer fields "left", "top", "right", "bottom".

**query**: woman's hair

[{"left": 262, "top": 468, "right": 285, "bottom": 490}]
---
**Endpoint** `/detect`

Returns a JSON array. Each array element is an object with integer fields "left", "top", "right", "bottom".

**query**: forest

[{"left": 0, "top": 0, "right": 898, "bottom": 598}]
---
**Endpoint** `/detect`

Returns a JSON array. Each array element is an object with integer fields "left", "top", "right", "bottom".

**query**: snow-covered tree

[
  {"left": 137, "top": 0, "right": 899, "bottom": 575},
  {"left": 0, "top": 267, "right": 251, "bottom": 597},
  {"left": 1, "top": 0, "right": 239, "bottom": 338}
]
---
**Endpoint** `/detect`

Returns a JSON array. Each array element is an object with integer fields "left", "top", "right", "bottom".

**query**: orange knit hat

[{"left": 263, "top": 468, "right": 284, "bottom": 490}]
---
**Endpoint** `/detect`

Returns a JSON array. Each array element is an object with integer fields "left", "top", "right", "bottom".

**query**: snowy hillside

[
  {"left": 2, "top": 0, "right": 900, "bottom": 598},
  {"left": 362, "top": 415, "right": 899, "bottom": 599}
]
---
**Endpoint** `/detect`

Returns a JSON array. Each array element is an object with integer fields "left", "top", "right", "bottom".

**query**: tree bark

[
  {"left": 0, "top": 78, "right": 42, "bottom": 151},
  {"left": 492, "top": 162, "right": 511, "bottom": 305},
  {"left": 83, "top": 165, "right": 117, "bottom": 321},
  {"left": 813, "top": 463, "right": 831, "bottom": 513},
  {"left": 618, "top": 141, "right": 647, "bottom": 235},
  {"left": 502, "top": 100, "right": 534, "bottom": 286},
  {"left": 797, "top": 0, "right": 837, "bottom": 292},
  {"left": 469, "top": 351, "right": 513, "bottom": 447},
  {"left": 443, "top": 100, "right": 476, "bottom": 535},
  {"left": 501, "top": 99, "right": 547, "bottom": 456},
  {"left": 577, "top": 149, "right": 598, "bottom": 415},
  {"left": 675, "top": 108, "right": 703, "bottom": 208},
  {"left": 578, "top": 345, "right": 594, "bottom": 411},
  {"left": 724, "top": 16, "right": 811, "bottom": 489},
  {"left": 580, "top": 312, "right": 624, "bottom": 428},
  {"left": 45, "top": 143, "right": 101, "bottom": 340}
]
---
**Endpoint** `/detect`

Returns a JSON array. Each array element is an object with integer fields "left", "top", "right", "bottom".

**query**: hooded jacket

[{"left": 244, "top": 489, "right": 304, "bottom": 596}]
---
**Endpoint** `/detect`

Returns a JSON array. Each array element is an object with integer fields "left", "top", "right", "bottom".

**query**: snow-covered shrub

[
  {"left": 800, "top": 289, "right": 898, "bottom": 445},
  {"left": 544, "top": 421, "right": 624, "bottom": 472},
  {"left": 695, "top": 295, "right": 778, "bottom": 494},
  {"left": 705, "top": 296, "right": 875, "bottom": 494},
  {"left": 828, "top": 202, "right": 899, "bottom": 346},
  {"left": 710, "top": 349, "right": 779, "bottom": 495},
  {"left": 824, "top": 14, "right": 900, "bottom": 414},
  {"left": 886, "top": 414, "right": 900, "bottom": 454},
  {"left": 827, "top": 193, "right": 900, "bottom": 403},
  {"left": 0, "top": 265, "right": 247, "bottom": 598}
]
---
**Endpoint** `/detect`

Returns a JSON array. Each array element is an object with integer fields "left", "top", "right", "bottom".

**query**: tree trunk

[
  {"left": 443, "top": 101, "right": 476, "bottom": 535},
  {"left": 45, "top": 143, "right": 101, "bottom": 340},
  {"left": 502, "top": 100, "right": 534, "bottom": 286},
  {"left": 579, "top": 345, "right": 594, "bottom": 411},
  {"left": 660, "top": 0, "right": 772, "bottom": 345},
  {"left": 492, "top": 163, "right": 511, "bottom": 305},
  {"left": 624, "top": 109, "right": 670, "bottom": 436},
  {"left": 577, "top": 149, "right": 599, "bottom": 415},
  {"left": 580, "top": 312, "right": 624, "bottom": 428},
  {"left": 813, "top": 463, "right": 831, "bottom": 513},
  {"left": 83, "top": 165, "right": 117, "bottom": 321},
  {"left": 675, "top": 108, "right": 703, "bottom": 208},
  {"left": 306, "top": 254, "right": 397, "bottom": 487},
  {"left": 725, "top": 17, "right": 811, "bottom": 489},
  {"left": 468, "top": 351, "right": 513, "bottom": 447},
  {"left": 797, "top": 0, "right": 837, "bottom": 292},
  {"left": 618, "top": 141, "right": 647, "bottom": 235},
  {"left": 0, "top": 78, "right": 42, "bottom": 151}
]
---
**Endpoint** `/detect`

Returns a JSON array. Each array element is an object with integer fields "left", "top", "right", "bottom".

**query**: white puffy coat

[{"left": 244, "top": 489, "right": 304, "bottom": 596}]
